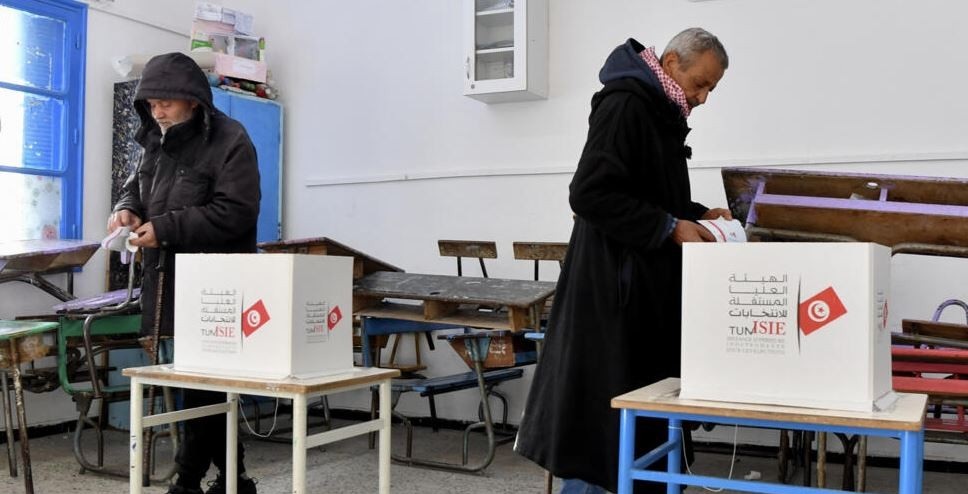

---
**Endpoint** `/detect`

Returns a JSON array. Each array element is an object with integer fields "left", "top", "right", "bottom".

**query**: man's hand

[
  {"left": 107, "top": 209, "right": 142, "bottom": 232},
  {"left": 672, "top": 220, "right": 716, "bottom": 245},
  {"left": 130, "top": 222, "right": 159, "bottom": 248},
  {"left": 701, "top": 208, "right": 733, "bottom": 221}
]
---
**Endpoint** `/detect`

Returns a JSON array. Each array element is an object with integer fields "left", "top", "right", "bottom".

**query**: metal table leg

[
  {"left": 617, "top": 408, "right": 636, "bottom": 494},
  {"left": 129, "top": 377, "right": 144, "bottom": 494},
  {"left": 1, "top": 371, "right": 18, "bottom": 477},
  {"left": 9, "top": 339, "right": 34, "bottom": 494},
  {"left": 227, "top": 393, "right": 238, "bottom": 494},
  {"left": 898, "top": 429, "right": 924, "bottom": 494},
  {"left": 379, "top": 381, "right": 391, "bottom": 494},
  {"left": 817, "top": 431, "right": 827, "bottom": 487},
  {"left": 292, "top": 393, "right": 307, "bottom": 494}
]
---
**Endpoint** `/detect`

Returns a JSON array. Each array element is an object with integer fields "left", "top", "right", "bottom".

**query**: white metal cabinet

[{"left": 463, "top": 0, "right": 548, "bottom": 103}]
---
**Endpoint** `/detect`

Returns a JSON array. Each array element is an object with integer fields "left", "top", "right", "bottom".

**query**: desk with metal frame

[
  {"left": 0, "top": 320, "right": 60, "bottom": 494},
  {"left": 0, "top": 240, "right": 99, "bottom": 303},
  {"left": 612, "top": 378, "right": 928, "bottom": 494},
  {"left": 124, "top": 365, "right": 399, "bottom": 494},
  {"left": 0, "top": 239, "right": 98, "bottom": 493},
  {"left": 354, "top": 271, "right": 556, "bottom": 472}
]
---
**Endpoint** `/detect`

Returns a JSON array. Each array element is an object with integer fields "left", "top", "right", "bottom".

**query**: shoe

[
  {"left": 205, "top": 474, "right": 258, "bottom": 494},
  {"left": 165, "top": 485, "right": 203, "bottom": 494}
]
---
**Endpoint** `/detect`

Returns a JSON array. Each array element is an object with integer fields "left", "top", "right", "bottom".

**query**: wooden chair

[
  {"left": 512, "top": 241, "right": 566, "bottom": 321},
  {"left": 438, "top": 240, "right": 498, "bottom": 278},
  {"left": 512, "top": 241, "right": 567, "bottom": 281}
]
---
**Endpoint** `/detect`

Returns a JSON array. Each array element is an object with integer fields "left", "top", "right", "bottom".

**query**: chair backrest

[
  {"left": 932, "top": 299, "right": 968, "bottom": 324},
  {"left": 437, "top": 240, "right": 497, "bottom": 277},
  {"left": 512, "top": 242, "right": 567, "bottom": 281}
]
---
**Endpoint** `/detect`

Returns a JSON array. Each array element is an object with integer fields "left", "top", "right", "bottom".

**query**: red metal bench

[{"left": 891, "top": 308, "right": 968, "bottom": 441}]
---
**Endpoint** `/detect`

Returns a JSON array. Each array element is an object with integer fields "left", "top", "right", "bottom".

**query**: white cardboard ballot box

[
  {"left": 680, "top": 243, "right": 894, "bottom": 412},
  {"left": 174, "top": 253, "right": 353, "bottom": 379}
]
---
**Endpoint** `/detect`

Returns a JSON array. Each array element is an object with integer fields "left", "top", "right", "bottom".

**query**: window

[{"left": 0, "top": 0, "right": 86, "bottom": 241}]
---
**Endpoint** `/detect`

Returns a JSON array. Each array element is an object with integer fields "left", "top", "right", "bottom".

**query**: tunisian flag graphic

[
  {"left": 327, "top": 305, "right": 343, "bottom": 331},
  {"left": 242, "top": 299, "right": 271, "bottom": 337},
  {"left": 798, "top": 286, "right": 847, "bottom": 336}
]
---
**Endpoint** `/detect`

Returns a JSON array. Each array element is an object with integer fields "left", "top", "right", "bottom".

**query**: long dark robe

[{"left": 515, "top": 38, "right": 708, "bottom": 493}]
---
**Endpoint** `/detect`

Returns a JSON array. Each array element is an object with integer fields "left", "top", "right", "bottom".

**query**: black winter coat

[
  {"left": 114, "top": 53, "right": 260, "bottom": 335},
  {"left": 515, "top": 39, "right": 708, "bottom": 493}
]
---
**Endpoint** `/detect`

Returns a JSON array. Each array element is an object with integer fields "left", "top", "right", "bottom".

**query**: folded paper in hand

[
  {"left": 101, "top": 227, "right": 139, "bottom": 264},
  {"left": 697, "top": 217, "right": 747, "bottom": 243}
]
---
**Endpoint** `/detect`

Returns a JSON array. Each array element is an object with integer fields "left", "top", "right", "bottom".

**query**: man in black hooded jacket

[
  {"left": 515, "top": 29, "right": 731, "bottom": 493},
  {"left": 109, "top": 52, "right": 260, "bottom": 494}
]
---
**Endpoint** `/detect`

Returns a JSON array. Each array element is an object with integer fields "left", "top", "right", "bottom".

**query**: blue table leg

[
  {"left": 918, "top": 430, "right": 925, "bottom": 490},
  {"left": 361, "top": 318, "right": 373, "bottom": 367},
  {"left": 618, "top": 408, "right": 636, "bottom": 494},
  {"left": 667, "top": 418, "right": 682, "bottom": 494},
  {"left": 898, "top": 429, "right": 924, "bottom": 494}
]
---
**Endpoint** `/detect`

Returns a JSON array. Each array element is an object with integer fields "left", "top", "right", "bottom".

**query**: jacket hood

[
  {"left": 595, "top": 38, "right": 685, "bottom": 129},
  {"left": 598, "top": 38, "right": 662, "bottom": 92},
  {"left": 134, "top": 52, "right": 215, "bottom": 143}
]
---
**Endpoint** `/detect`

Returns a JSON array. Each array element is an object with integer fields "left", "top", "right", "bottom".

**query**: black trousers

[{"left": 175, "top": 388, "right": 246, "bottom": 484}]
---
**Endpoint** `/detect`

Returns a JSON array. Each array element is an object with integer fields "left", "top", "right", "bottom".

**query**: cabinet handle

[{"left": 465, "top": 56, "right": 470, "bottom": 80}]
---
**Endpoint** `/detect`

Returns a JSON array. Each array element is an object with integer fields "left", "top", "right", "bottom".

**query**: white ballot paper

[
  {"left": 101, "top": 226, "right": 139, "bottom": 264},
  {"left": 697, "top": 217, "right": 747, "bottom": 242}
]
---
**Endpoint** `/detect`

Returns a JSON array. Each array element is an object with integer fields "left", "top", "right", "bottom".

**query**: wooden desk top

[
  {"left": 612, "top": 378, "right": 927, "bottom": 432},
  {"left": 354, "top": 271, "right": 556, "bottom": 308},
  {"left": 0, "top": 320, "right": 60, "bottom": 341},
  {"left": 0, "top": 239, "right": 99, "bottom": 275},
  {"left": 122, "top": 365, "right": 399, "bottom": 394},
  {"left": 258, "top": 236, "right": 402, "bottom": 277},
  {"left": 354, "top": 272, "right": 557, "bottom": 330},
  {"left": 722, "top": 167, "right": 968, "bottom": 248}
]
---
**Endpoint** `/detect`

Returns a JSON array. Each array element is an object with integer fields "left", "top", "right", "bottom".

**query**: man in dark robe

[{"left": 516, "top": 28, "right": 732, "bottom": 494}]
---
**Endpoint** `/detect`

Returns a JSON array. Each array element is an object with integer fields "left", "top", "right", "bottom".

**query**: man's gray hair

[{"left": 661, "top": 27, "right": 728, "bottom": 70}]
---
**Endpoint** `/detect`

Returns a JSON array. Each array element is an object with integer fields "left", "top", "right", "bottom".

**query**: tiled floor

[{"left": 1, "top": 419, "right": 964, "bottom": 493}]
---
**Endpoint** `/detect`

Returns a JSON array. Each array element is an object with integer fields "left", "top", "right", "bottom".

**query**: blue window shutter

[{"left": 0, "top": 0, "right": 86, "bottom": 239}]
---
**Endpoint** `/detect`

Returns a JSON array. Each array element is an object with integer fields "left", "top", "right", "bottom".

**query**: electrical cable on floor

[
  {"left": 675, "top": 424, "right": 740, "bottom": 492},
  {"left": 238, "top": 396, "right": 280, "bottom": 438}
]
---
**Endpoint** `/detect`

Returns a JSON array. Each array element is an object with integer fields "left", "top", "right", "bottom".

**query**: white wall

[
  {"left": 222, "top": 0, "right": 968, "bottom": 462},
  {"left": 6, "top": 0, "right": 968, "bottom": 463},
  {"left": 225, "top": 0, "right": 968, "bottom": 275}
]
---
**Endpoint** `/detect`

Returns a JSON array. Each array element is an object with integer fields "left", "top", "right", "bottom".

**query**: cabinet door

[
  {"left": 212, "top": 90, "right": 283, "bottom": 243},
  {"left": 463, "top": 0, "right": 527, "bottom": 95}
]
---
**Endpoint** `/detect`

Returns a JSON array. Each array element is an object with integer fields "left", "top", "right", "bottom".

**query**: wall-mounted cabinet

[{"left": 463, "top": 0, "right": 547, "bottom": 103}]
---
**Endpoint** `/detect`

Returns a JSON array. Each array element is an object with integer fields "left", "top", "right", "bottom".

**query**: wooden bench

[
  {"left": 893, "top": 376, "right": 968, "bottom": 399},
  {"left": 387, "top": 368, "right": 524, "bottom": 464},
  {"left": 396, "top": 368, "right": 523, "bottom": 396},
  {"left": 892, "top": 347, "right": 968, "bottom": 375},
  {"left": 383, "top": 331, "right": 529, "bottom": 433},
  {"left": 891, "top": 317, "right": 968, "bottom": 442},
  {"left": 391, "top": 368, "right": 524, "bottom": 429}
]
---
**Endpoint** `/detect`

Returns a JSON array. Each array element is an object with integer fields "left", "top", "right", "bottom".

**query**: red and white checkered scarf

[{"left": 639, "top": 46, "right": 690, "bottom": 118}]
